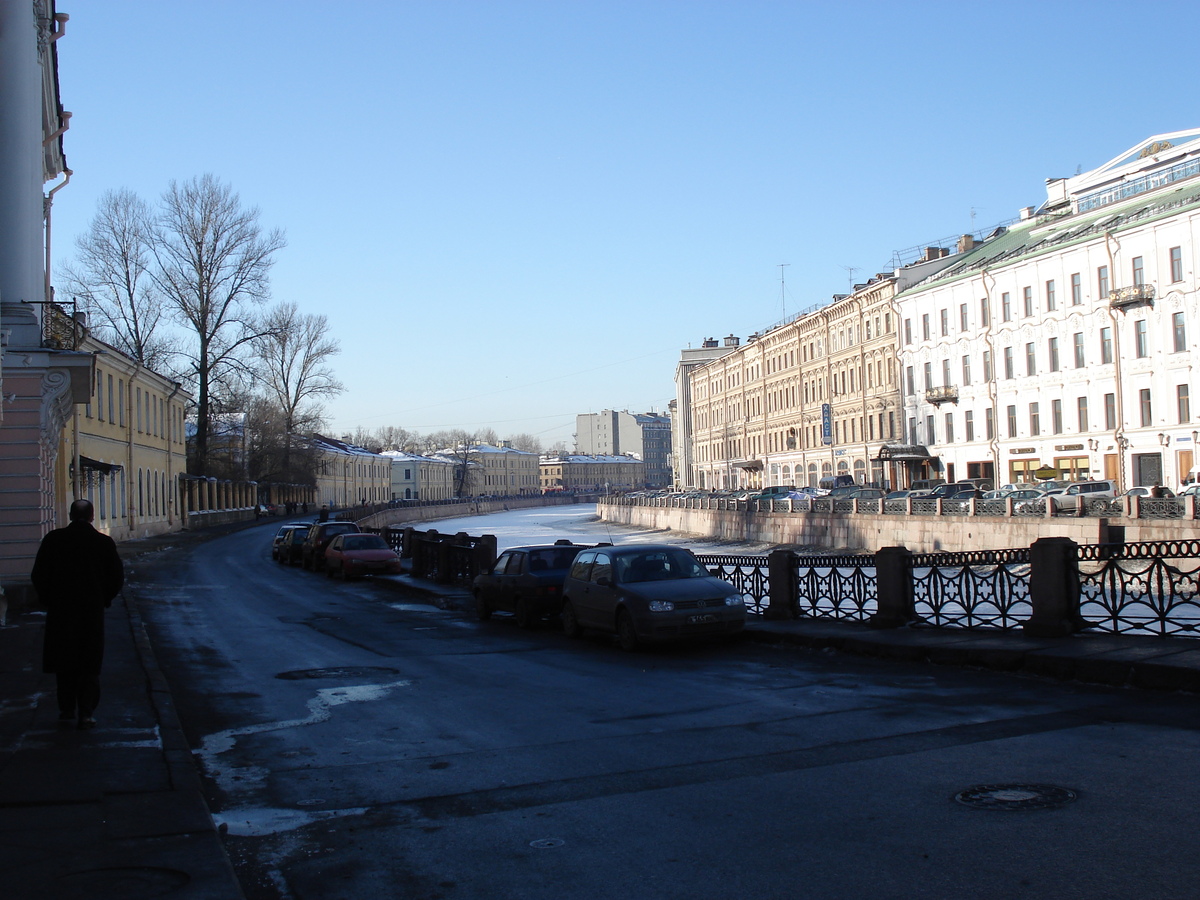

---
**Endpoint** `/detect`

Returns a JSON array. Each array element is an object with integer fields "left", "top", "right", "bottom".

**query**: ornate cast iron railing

[
  {"left": 912, "top": 498, "right": 939, "bottom": 516},
  {"left": 1139, "top": 498, "right": 1185, "bottom": 519},
  {"left": 792, "top": 553, "right": 878, "bottom": 622},
  {"left": 696, "top": 554, "right": 769, "bottom": 615},
  {"left": 909, "top": 548, "right": 1032, "bottom": 629},
  {"left": 1078, "top": 541, "right": 1200, "bottom": 636}
]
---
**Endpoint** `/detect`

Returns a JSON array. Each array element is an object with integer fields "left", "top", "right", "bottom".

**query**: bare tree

[
  {"left": 255, "top": 302, "right": 342, "bottom": 472},
  {"left": 151, "top": 175, "right": 285, "bottom": 474},
  {"left": 506, "top": 433, "right": 543, "bottom": 454},
  {"left": 62, "top": 189, "right": 175, "bottom": 370}
]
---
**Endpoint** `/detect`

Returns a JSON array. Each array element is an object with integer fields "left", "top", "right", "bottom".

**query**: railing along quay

[
  {"left": 607, "top": 493, "right": 1199, "bottom": 521},
  {"left": 698, "top": 538, "right": 1200, "bottom": 639}
]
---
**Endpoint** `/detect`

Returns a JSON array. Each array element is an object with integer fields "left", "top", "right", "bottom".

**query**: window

[
  {"left": 965, "top": 410, "right": 975, "bottom": 442},
  {"left": 1104, "top": 393, "right": 1116, "bottom": 430},
  {"left": 1006, "top": 405, "right": 1018, "bottom": 438},
  {"left": 941, "top": 358, "right": 951, "bottom": 386},
  {"left": 1139, "top": 388, "right": 1152, "bottom": 427},
  {"left": 1023, "top": 286, "right": 1033, "bottom": 317},
  {"left": 923, "top": 362, "right": 932, "bottom": 391},
  {"left": 904, "top": 318, "right": 912, "bottom": 345},
  {"left": 961, "top": 355, "right": 971, "bottom": 386},
  {"left": 959, "top": 303, "right": 968, "bottom": 331},
  {"left": 1098, "top": 265, "right": 1109, "bottom": 300},
  {"left": 1132, "top": 256, "right": 1144, "bottom": 286},
  {"left": 1002, "top": 292, "right": 1011, "bottom": 322},
  {"left": 107, "top": 374, "right": 114, "bottom": 423},
  {"left": 1073, "top": 332, "right": 1085, "bottom": 368},
  {"left": 983, "top": 350, "right": 993, "bottom": 381},
  {"left": 136, "top": 388, "right": 142, "bottom": 431},
  {"left": 944, "top": 412, "right": 954, "bottom": 444},
  {"left": 1029, "top": 402, "right": 1040, "bottom": 436},
  {"left": 940, "top": 308, "right": 948, "bottom": 336},
  {"left": 1178, "top": 384, "right": 1191, "bottom": 424},
  {"left": 906, "top": 366, "right": 914, "bottom": 396},
  {"left": 908, "top": 417, "right": 917, "bottom": 444},
  {"left": 1071, "top": 272, "right": 1082, "bottom": 305},
  {"left": 1052, "top": 398, "right": 1063, "bottom": 434},
  {"left": 1100, "top": 327, "right": 1113, "bottom": 364},
  {"left": 1135, "top": 319, "right": 1148, "bottom": 358},
  {"left": 1004, "top": 346, "right": 1014, "bottom": 379},
  {"left": 1171, "top": 246, "right": 1183, "bottom": 283},
  {"left": 118, "top": 380, "right": 125, "bottom": 426},
  {"left": 96, "top": 371, "right": 104, "bottom": 422},
  {"left": 1048, "top": 337, "right": 1060, "bottom": 372},
  {"left": 1045, "top": 279, "right": 1056, "bottom": 311},
  {"left": 1025, "top": 342, "right": 1036, "bottom": 376},
  {"left": 926, "top": 414, "right": 935, "bottom": 444},
  {"left": 1174, "top": 312, "right": 1186, "bottom": 352},
  {"left": 980, "top": 296, "right": 990, "bottom": 326},
  {"left": 985, "top": 407, "right": 995, "bottom": 440},
  {"left": 922, "top": 314, "right": 930, "bottom": 340},
  {"left": 1078, "top": 396, "right": 1089, "bottom": 432}
]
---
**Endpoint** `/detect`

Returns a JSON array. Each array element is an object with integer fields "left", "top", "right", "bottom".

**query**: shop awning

[
  {"left": 79, "top": 456, "right": 123, "bottom": 474},
  {"left": 873, "top": 444, "right": 933, "bottom": 462},
  {"left": 735, "top": 460, "right": 763, "bottom": 470}
]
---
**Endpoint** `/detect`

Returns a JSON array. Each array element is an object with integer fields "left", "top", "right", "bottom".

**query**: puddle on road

[{"left": 214, "top": 805, "right": 369, "bottom": 836}]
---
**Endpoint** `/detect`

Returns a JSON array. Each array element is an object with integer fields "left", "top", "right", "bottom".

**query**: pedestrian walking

[{"left": 31, "top": 499, "right": 124, "bottom": 730}]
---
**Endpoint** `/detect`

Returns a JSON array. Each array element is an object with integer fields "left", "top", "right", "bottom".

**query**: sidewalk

[{"left": 0, "top": 522, "right": 256, "bottom": 900}]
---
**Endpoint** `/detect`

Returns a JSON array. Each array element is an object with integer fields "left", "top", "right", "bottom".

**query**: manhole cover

[
  {"left": 276, "top": 666, "right": 401, "bottom": 680},
  {"left": 530, "top": 838, "right": 565, "bottom": 849},
  {"left": 954, "top": 783, "right": 1077, "bottom": 811}
]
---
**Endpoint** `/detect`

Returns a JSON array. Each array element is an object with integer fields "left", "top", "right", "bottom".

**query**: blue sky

[{"left": 52, "top": 0, "right": 1200, "bottom": 448}]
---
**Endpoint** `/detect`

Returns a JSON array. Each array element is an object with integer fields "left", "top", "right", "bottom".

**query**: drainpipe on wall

[{"left": 1105, "top": 229, "right": 1128, "bottom": 490}]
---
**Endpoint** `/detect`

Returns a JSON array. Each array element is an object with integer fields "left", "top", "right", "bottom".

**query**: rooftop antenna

[
  {"left": 840, "top": 264, "right": 859, "bottom": 291},
  {"left": 778, "top": 263, "right": 789, "bottom": 318}
]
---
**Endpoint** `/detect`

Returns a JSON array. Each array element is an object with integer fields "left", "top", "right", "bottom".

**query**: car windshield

[
  {"left": 342, "top": 535, "right": 387, "bottom": 551},
  {"left": 527, "top": 548, "right": 579, "bottom": 571},
  {"left": 614, "top": 549, "right": 708, "bottom": 583}
]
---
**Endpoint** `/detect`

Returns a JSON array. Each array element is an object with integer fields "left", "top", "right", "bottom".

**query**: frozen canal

[{"left": 411, "top": 502, "right": 772, "bottom": 555}]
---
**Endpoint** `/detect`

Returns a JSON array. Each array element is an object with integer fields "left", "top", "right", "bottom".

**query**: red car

[{"left": 324, "top": 533, "right": 402, "bottom": 579}]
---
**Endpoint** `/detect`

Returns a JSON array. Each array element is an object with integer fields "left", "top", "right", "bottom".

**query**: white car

[{"left": 1051, "top": 480, "right": 1117, "bottom": 511}]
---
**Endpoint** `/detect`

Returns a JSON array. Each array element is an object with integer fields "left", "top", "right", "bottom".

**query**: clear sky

[{"left": 51, "top": 0, "right": 1200, "bottom": 449}]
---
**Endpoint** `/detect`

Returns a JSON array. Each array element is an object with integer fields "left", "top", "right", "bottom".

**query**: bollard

[
  {"left": 1022, "top": 536, "right": 1085, "bottom": 636},
  {"left": 870, "top": 546, "right": 915, "bottom": 629},
  {"left": 765, "top": 549, "right": 797, "bottom": 619}
]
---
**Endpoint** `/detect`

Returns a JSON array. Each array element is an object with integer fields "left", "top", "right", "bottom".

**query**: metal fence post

[
  {"left": 766, "top": 549, "right": 796, "bottom": 620},
  {"left": 1022, "top": 536, "right": 1085, "bottom": 636},
  {"left": 870, "top": 546, "right": 914, "bottom": 629}
]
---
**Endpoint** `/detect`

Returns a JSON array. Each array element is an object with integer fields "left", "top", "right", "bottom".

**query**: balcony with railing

[
  {"left": 925, "top": 385, "right": 959, "bottom": 406},
  {"left": 1109, "top": 284, "right": 1156, "bottom": 309}
]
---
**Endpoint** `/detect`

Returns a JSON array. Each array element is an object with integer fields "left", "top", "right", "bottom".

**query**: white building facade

[{"left": 895, "top": 131, "right": 1200, "bottom": 490}]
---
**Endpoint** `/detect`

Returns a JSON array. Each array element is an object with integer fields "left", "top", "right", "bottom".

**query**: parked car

[
  {"left": 560, "top": 544, "right": 747, "bottom": 650},
  {"left": 755, "top": 485, "right": 795, "bottom": 501},
  {"left": 271, "top": 523, "right": 309, "bottom": 560},
  {"left": 1008, "top": 487, "right": 1052, "bottom": 513},
  {"left": 473, "top": 541, "right": 589, "bottom": 627},
  {"left": 929, "top": 482, "right": 984, "bottom": 500},
  {"left": 1051, "top": 480, "right": 1117, "bottom": 511},
  {"left": 828, "top": 485, "right": 860, "bottom": 500},
  {"left": 301, "top": 521, "right": 361, "bottom": 571},
  {"left": 885, "top": 490, "right": 912, "bottom": 500},
  {"left": 278, "top": 526, "right": 310, "bottom": 565},
  {"left": 324, "top": 533, "right": 402, "bottom": 579},
  {"left": 847, "top": 488, "right": 886, "bottom": 500}
]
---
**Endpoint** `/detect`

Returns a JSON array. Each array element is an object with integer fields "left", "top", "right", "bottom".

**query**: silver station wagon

[{"left": 560, "top": 544, "right": 747, "bottom": 651}]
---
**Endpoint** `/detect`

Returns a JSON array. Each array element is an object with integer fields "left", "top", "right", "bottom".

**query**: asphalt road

[{"left": 130, "top": 518, "right": 1200, "bottom": 900}]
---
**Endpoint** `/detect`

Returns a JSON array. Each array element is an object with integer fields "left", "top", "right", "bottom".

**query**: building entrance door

[{"left": 1133, "top": 452, "right": 1163, "bottom": 487}]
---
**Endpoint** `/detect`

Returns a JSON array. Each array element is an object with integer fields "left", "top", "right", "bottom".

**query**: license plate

[{"left": 688, "top": 614, "right": 718, "bottom": 624}]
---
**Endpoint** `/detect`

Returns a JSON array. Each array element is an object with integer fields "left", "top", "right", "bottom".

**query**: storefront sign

[
  {"left": 1055, "top": 444, "right": 1084, "bottom": 452},
  {"left": 1010, "top": 448, "right": 1037, "bottom": 455}
]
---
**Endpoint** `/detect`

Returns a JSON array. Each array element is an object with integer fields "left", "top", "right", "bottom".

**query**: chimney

[
  {"left": 1019, "top": 206, "right": 1036, "bottom": 220},
  {"left": 723, "top": 334, "right": 740, "bottom": 348},
  {"left": 957, "top": 234, "right": 976, "bottom": 254},
  {"left": 702, "top": 337, "right": 718, "bottom": 348}
]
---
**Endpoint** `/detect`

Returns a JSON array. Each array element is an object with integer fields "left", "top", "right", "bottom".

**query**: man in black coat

[{"left": 32, "top": 499, "right": 124, "bottom": 729}]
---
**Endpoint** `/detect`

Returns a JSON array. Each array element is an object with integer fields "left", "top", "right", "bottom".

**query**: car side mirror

[{"left": 595, "top": 576, "right": 613, "bottom": 587}]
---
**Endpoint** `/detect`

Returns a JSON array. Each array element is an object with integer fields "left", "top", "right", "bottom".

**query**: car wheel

[
  {"left": 515, "top": 597, "right": 535, "bottom": 629},
  {"left": 561, "top": 601, "right": 581, "bottom": 638},
  {"left": 474, "top": 592, "right": 492, "bottom": 621},
  {"left": 616, "top": 609, "right": 639, "bottom": 652}
]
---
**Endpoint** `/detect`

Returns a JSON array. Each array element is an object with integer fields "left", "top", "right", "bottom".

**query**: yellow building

[
  {"left": 310, "top": 434, "right": 392, "bottom": 509},
  {"left": 65, "top": 333, "right": 190, "bottom": 541},
  {"left": 690, "top": 275, "right": 904, "bottom": 490},
  {"left": 540, "top": 454, "right": 644, "bottom": 493},
  {"left": 435, "top": 443, "right": 539, "bottom": 497}
]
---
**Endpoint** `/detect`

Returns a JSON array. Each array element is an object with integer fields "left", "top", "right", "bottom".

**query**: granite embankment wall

[{"left": 597, "top": 503, "right": 1198, "bottom": 553}]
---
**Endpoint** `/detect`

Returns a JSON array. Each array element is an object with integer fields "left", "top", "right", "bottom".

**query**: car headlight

[
  {"left": 648, "top": 600, "right": 674, "bottom": 612},
  {"left": 727, "top": 595, "right": 748, "bottom": 606}
]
